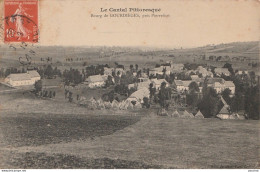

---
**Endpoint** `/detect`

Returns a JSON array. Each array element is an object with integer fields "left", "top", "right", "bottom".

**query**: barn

[{"left": 5, "top": 70, "right": 41, "bottom": 87}]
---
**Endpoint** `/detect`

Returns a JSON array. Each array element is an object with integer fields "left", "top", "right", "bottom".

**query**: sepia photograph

[{"left": 0, "top": 0, "right": 259, "bottom": 170}]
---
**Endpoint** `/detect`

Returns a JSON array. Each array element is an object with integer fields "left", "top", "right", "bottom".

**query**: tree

[
  {"left": 114, "top": 84, "right": 128, "bottom": 96},
  {"left": 149, "top": 83, "right": 155, "bottom": 103},
  {"left": 223, "top": 63, "right": 234, "bottom": 75},
  {"left": 128, "top": 87, "right": 137, "bottom": 96},
  {"left": 198, "top": 87, "right": 220, "bottom": 118},
  {"left": 158, "top": 82, "right": 171, "bottom": 109},
  {"left": 186, "top": 90, "right": 199, "bottom": 110},
  {"left": 244, "top": 85, "right": 259, "bottom": 120},
  {"left": 68, "top": 92, "right": 73, "bottom": 102},
  {"left": 135, "top": 64, "right": 138, "bottom": 72},
  {"left": 143, "top": 97, "right": 150, "bottom": 108},
  {"left": 130, "top": 64, "right": 134, "bottom": 72},
  {"left": 49, "top": 91, "right": 52, "bottom": 98},
  {"left": 105, "top": 75, "right": 114, "bottom": 87},
  {"left": 34, "top": 80, "right": 42, "bottom": 94},
  {"left": 222, "top": 88, "right": 232, "bottom": 105},
  {"left": 162, "top": 67, "right": 166, "bottom": 78},
  {"left": 44, "top": 65, "right": 54, "bottom": 78},
  {"left": 188, "top": 81, "right": 199, "bottom": 92}
]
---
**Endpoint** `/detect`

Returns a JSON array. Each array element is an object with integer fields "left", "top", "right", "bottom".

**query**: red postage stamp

[{"left": 4, "top": 0, "right": 38, "bottom": 43}]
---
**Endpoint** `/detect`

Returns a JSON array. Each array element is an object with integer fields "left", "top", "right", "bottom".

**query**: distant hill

[{"left": 202, "top": 41, "right": 259, "bottom": 54}]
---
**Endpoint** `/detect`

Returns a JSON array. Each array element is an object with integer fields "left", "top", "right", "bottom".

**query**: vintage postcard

[{"left": 0, "top": 0, "right": 259, "bottom": 170}]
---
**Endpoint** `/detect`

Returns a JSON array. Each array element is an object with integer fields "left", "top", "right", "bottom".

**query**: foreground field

[{"left": 0, "top": 111, "right": 259, "bottom": 169}]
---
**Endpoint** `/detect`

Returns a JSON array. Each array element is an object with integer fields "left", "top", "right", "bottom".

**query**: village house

[
  {"left": 214, "top": 68, "right": 230, "bottom": 76},
  {"left": 151, "top": 78, "right": 169, "bottom": 90},
  {"left": 127, "top": 87, "right": 150, "bottom": 104},
  {"left": 128, "top": 78, "right": 151, "bottom": 90},
  {"left": 207, "top": 78, "right": 235, "bottom": 94},
  {"left": 137, "top": 81, "right": 151, "bottom": 90},
  {"left": 174, "top": 80, "right": 186, "bottom": 92},
  {"left": 104, "top": 67, "right": 125, "bottom": 77},
  {"left": 174, "top": 79, "right": 203, "bottom": 93},
  {"left": 171, "top": 63, "right": 184, "bottom": 71},
  {"left": 138, "top": 77, "right": 150, "bottom": 83},
  {"left": 174, "top": 80, "right": 183, "bottom": 92},
  {"left": 190, "top": 75, "right": 199, "bottom": 80},
  {"left": 86, "top": 75, "right": 106, "bottom": 88},
  {"left": 197, "top": 66, "right": 213, "bottom": 78},
  {"left": 149, "top": 68, "right": 163, "bottom": 76},
  {"left": 5, "top": 70, "right": 41, "bottom": 87},
  {"left": 235, "top": 70, "right": 248, "bottom": 75},
  {"left": 104, "top": 67, "right": 113, "bottom": 76}
]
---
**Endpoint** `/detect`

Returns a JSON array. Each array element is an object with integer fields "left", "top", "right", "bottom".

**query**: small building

[
  {"left": 127, "top": 87, "right": 150, "bottom": 104},
  {"left": 215, "top": 68, "right": 230, "bottom": 76},
  {"left": 213, "top": 80, "right": 235, "bottom": 94},
  {"left": 137, "top": 81, "right": 151, "bottom": 90},
  {"left": 236, "top": 70, "right": 248, "bottom": 75},
  {"left": 149, "top": 68, "right": 163, "bottom": 76},
  {"left": 182, "top": 81, "right": 192, "bottom": 92},
  {"left": 171, "top": 63, "right": 184, "bottom": 71},
  {"left": 191, "top": 75, "right": 199, "bottom": 80},
  {"left": 151, "top": 79, "right": 169, "bottom": 90},
  {"left": 174, "top": 80, "right": 185, "bottom": 92},
  {"left": 207, "top": 78, "right": 235, "bottom": 95},
  {"left": 138, "top": 77, "right": 150, "bottom": 83},
  {"left": 197, "top": 67, "right": 213, "bottom": 78},
  {"left": 86, "top": 75, "right": 106, "bottom": 88}
]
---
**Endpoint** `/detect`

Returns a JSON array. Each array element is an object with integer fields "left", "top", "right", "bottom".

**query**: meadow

[{"left": 0, "top": 94, "right": 259, "bottom": 168}]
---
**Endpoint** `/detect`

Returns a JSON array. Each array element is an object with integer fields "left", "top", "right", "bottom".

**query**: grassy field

[
  {"left": 0, "top": 110, "right": 259, "bottom": 168},
  {"left": 0, "top": 113, "right": 141, "bottom": 147},
  {"left": 0, "top": 90, "right": 259, "bottom": 169}
]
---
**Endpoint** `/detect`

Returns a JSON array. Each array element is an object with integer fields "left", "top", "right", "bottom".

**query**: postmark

[{"left": 4, "top": 0, "right": 38, "bottom": 43}]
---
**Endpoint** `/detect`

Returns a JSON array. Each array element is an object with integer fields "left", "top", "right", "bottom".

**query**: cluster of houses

[
  {"left": 82, "top": 62, "right": 237, "bottom": 106},
  {"left": 3, "top": 62, "right": 237, "bottom": 100},
  {"left": 3, "top": 61, "right": 250, "bottom": 120}
]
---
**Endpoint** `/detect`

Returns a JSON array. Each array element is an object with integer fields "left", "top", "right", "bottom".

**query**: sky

[{"left": 1, "top": 0, "right": 260, "bottom": 48}]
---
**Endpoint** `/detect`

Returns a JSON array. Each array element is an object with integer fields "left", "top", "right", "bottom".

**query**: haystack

[
  {"left": 236, "top": 114, "right": 245, "bottom": 120},
  {"left": 124, "top": 100, "right": 133, "bottom": 110},
  {"left": 118, "top": 101, "right": 127, "bottom": 110},
  {"left": 87, "top": 97, "right": 98, "bottom": 109},
  {"left": 194, "top": 110, "right": 204, "bottom": 118},
  {"left": 229, "top": 113, "right": 238, "bottom": 119},
  {"left": 127, "top": 102, "right": 134, "bottom": 110},
  {"left": 180, "top": 110, "right": 194, "bottom": 118},
  {"left": 134, "top": 102, "right": 142, "bottom": 109},
  {"left": 111, "top": 100, "right": 119, "bottom": 109},
  {"left": 157, "top": 108, "right": 168, "bottom": 116},
  {"left": 78, "top": 99, "right": 88, "bottom": 106},
  {"left": 79, "top": 96, "right": 86, "bottom": 101},
  {"left": 104, "top": 101, "right": 112, "bottom": 109},
  {"left": 96, "top": 99, "right": 105, "bottom": 109},
  {"left": 89, "top": 97, "right": 96, "bottom": 103},
  {"left": 172, "top": 110, "right": 180, "bottom": 118}
]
